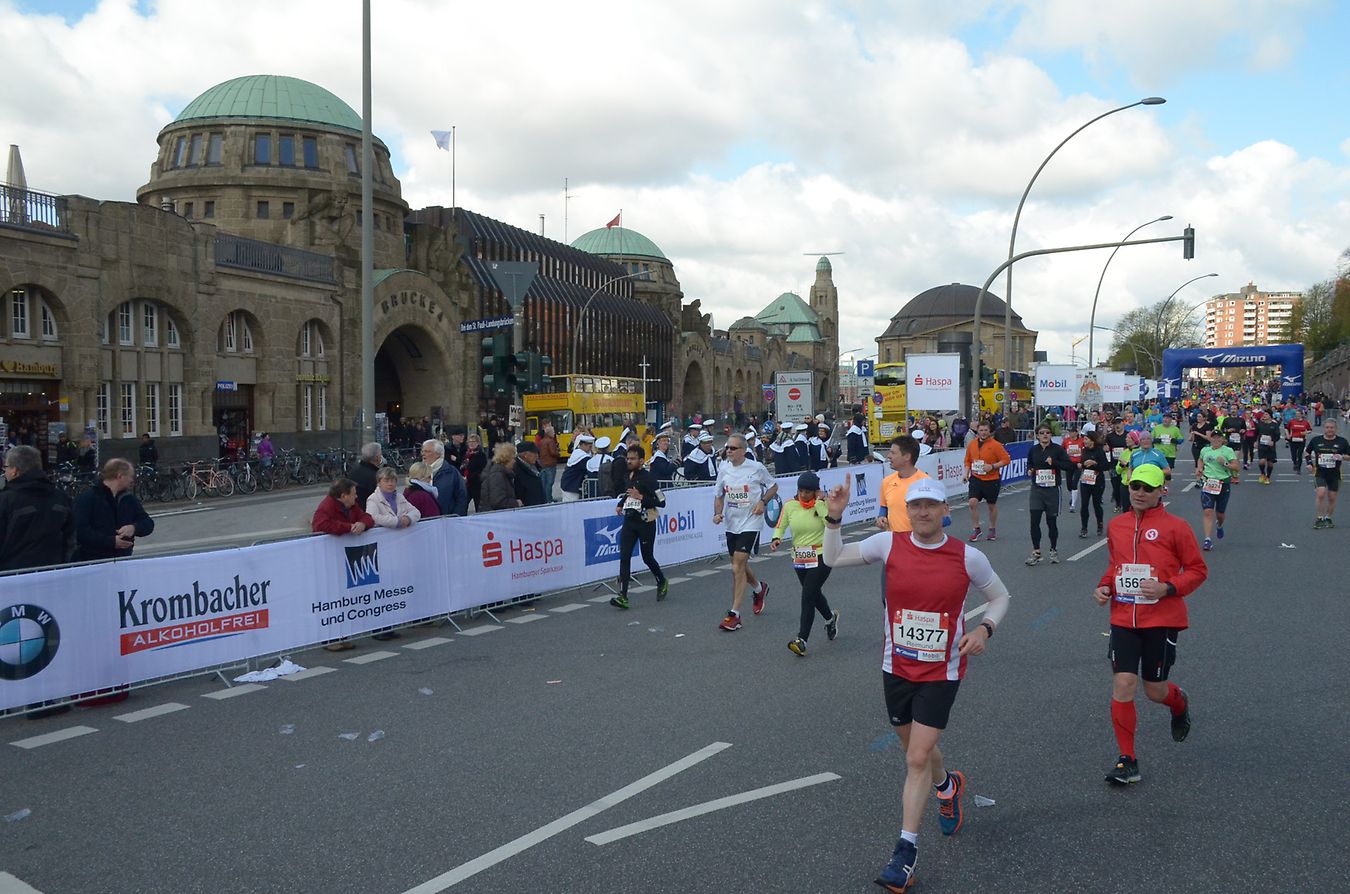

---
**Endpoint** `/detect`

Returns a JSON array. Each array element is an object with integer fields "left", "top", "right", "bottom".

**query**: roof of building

[
  {"left": 174, "top": 75, "right": 363, "bottom": 133},
  {"left": 879, "top": 283, "right": 1026, "bottom": 339},
  {"left": 372, "top": 268, "right": 424, "bottom": 289},
  {"left": 728, "top": 315, "right": 767, "bottom": 331},
  {"left": 571, "top": 226, "right": 669, "bottom": 261},
  {"left": 816, "top": 256, "right": 832, "bottom": 273},
  {"left": 786, "top": 324, "right": 822, "bottom": 343},
  {"left": 756, "top": 291, "right": 819, "bottom": 326}
]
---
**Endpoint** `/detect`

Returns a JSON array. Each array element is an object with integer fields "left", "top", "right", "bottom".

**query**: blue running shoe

[
  {"left": 875, "top": 837, "right": 917, "bottom": 892},
  {"left": 1202, "top": 538, "right": 1213, "bottom": 551},
  {"left": 1216, "top": 525, "right": 1224, "bottom": 540},
  {"left": 937, "top": 770, "right": 965, "bottom": 835}
]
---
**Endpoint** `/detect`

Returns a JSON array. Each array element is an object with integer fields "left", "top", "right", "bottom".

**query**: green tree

[{"left": 1288, "top": 280, "right": 1340, "bottom": 355}]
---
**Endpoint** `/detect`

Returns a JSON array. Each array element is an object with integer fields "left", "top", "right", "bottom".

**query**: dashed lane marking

[
  {"left": 688, "top": 569, "right": 720, "bottom": 577},
  {"left": 549, "top": 604, "right": 590, "bottom": 614},
  {"left": 629, "top": 585, "right": 655, "bottom": 594},
  {"left": 1182, "top": 480, "right": 1198, "bottom": 492},
  {"left": 281, "top": 666, "right": 339, "bottom": 680},
  {"left": 10, "top": 726, "right": 99, "bottom": 750},
  {"left": 505, "top": 614, "right": 546, "bottom": 624},
  {"left": 402, "top": 742, "right": 732, "bottom": 892},
  {"left": 585, "top": 771, "right": 842, "bottom": 845},
  {"left": 1066, "top": 538, "right": 1110, "bottom": 562},
  {"left": 458, "top": 625, "right": 504, "bottom": 637},
  {"left": 403, "top": 637, "right": 454, "bottom": 650},
  {"left": 588, "top": 595, "right": 617, "bottom": 603},
  {"left": 664, "top": 577, "right": 690, "bottom": 585},
  {"left": 114, "top": 702, "right": 190, "bottom": 723},
  {"left": 344, "top": 650, "right": 400, "bottom": 665},
  {"left": 202, "top": 683, "right": 267, "bottom": 700}
]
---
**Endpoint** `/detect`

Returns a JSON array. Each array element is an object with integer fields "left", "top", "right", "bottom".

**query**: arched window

[
  {"left": 219, "top": 310, "right": 256, "bottom": 354},
  {"left": 299, "top": 320, "right": 326, "bottom": 357},
  {"left": 5, "top": 285, "right": 64, "bottom": 341},
  {"left": 103, "top": 300, "right": 186, "bottom": 349}
]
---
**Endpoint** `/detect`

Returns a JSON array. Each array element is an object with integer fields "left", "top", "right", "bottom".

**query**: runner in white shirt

[{"left": 712, "top": 433, "right": 779, "bottom": 631}]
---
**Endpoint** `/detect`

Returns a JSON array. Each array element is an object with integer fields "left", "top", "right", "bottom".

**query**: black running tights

[
  {"left": 1030, "top": 509, "right": 1059, "bottom": 551},
  {"left": 619, "top": 518, "right": 664, "bottom": 593},
  {"left": 795, "top": 563, "right": 833, "bottom": 641},
  {"left": 1080, "top": 482, "right": 1104, "bottom": 530}
]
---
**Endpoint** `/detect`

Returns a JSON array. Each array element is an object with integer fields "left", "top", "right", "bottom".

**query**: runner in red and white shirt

[
  {"left": 1285, "top": 410, "right": 1312, "bottom": 473},
  {"left": 823, "top": 475, "right": 1011, "bottom": 893},
  {"left": 1061, "top": 425, "right": 1086, "bottom": 512}
]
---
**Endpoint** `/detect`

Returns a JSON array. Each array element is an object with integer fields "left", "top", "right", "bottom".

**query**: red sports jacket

[{"left": 1098, "top": 503, "right": 1208, "bottom": 629}]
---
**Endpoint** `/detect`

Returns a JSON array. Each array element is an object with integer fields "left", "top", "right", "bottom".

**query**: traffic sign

[
  {"left": 459, "top": 316, "right": 514, "bottom": 334},
  {"left": 761, "top": 384, "right": 776, "bottom": 403},
  {"left": 788, "top": 387, "right": 801, "bottom": 401},
  {"left": 873, "top": 391, "right": 884, "bottom": 405},
  {"left": 856, "top": 359, "right": 874, "bottom": 378}
]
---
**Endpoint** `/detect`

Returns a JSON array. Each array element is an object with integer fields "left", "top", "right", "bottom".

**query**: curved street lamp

[
  {"left": 1152, "top": 272, "right": 1219, "bottom": 376},
  {"left": 1002, "top": 96, "right": 1166, "bottom": 382},
  {"left": 1087, "top": 214, "right": 1172, "bottom": 368},
  {"left": 570, "top": 269, "right": 652, "bottom": 376}
]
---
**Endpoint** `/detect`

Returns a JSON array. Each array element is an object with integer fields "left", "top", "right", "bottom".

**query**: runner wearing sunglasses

[{"left": 1093, "top": 462, "right": 1208, "bottom": 785}]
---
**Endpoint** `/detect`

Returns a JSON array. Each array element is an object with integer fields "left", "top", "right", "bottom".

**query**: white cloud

[{"left": 1, "top": 0, "right": 1345, "bottom": 374}]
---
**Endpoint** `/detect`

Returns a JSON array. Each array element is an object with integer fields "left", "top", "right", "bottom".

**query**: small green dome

[
  {"left": 816, "top": 256, "right": 832, "bottom": 273},
  {"left": 571, "top": 226, "right": 668, "bottom": 261},
  {"left": 174, "top": 75, "right": 362, "bottom": 133}
]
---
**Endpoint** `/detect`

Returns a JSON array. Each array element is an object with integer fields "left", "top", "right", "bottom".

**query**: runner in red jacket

[{"left": 1092, "top": 463, "right": 1207, "bottom": 785}]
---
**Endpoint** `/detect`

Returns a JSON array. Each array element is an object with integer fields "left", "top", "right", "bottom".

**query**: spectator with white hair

[
  {"left": 419, "top": 439, "right": 468, "bottom": 516},
  {"left": 348, "top": 441, "right": 383, "bottom": 506}
]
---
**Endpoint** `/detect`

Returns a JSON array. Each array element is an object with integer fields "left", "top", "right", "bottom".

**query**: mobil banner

[
  {"left": 905, "top": 354, "right": 961, "bottom": 411},
  {"left": 0, "top": 527, "right": 450, "bottom": 711},
  {"left": 1034, "top": 364, "right": 1077, "bottom": 406}
]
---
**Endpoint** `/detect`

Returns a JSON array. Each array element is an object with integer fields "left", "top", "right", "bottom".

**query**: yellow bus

[
  {"left": 977, "top": 371, "right": 1032, "bottom": 415},
  {"left": 524, "top": 375, "right": 646, "bottom": 456},
  {"left": 864, "top": 362, "right": 909, "bottom": 443}
]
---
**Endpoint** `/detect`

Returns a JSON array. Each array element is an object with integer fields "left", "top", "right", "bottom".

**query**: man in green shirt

[
  {"left": 1150, "top": 412, "right": 1183, "bottom": 469},
  {"left": 1195, "top": 429, "right": 1240, "bottom": 551}
]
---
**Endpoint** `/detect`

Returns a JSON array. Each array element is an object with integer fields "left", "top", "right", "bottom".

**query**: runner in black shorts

[
  {"left": 725, "top": 530, "right": 760, "bottom": 555},
  {"left": 1254, "top": 414, "right": 1281, "bottom": 485},
  {"left": 1306, "top": 419, "right": 1348, "bottom": 529}
]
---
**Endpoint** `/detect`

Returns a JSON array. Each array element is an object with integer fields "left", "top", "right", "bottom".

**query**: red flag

[{"left": 605, "top": 212, "right": 621, "bottom": 229}]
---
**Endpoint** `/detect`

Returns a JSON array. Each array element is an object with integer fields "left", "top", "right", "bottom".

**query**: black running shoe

[
  {"left": 657, "top": 578, "right": 669, "bottom": 601},
  {"left": 1105, "top": 755, "right": 1141, "bottom": 785},
  {"left": 1170, "top": 688, "right": 1191, "bottom": 742},
  {"left": 825, "top": 610, "right": 839, "bottom": 641}
]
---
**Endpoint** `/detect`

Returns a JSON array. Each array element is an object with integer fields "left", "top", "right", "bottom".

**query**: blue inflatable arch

[{"left": 1160, "top": 344, "right": 1304, "bottom": 404}]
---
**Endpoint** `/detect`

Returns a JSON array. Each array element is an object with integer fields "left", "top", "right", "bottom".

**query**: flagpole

[{"left": 451, "top": 125, "right": 456, "bottom": 219}]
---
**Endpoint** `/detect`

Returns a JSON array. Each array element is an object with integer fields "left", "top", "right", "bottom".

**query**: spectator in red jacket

[
  {"left": 312, "top": 478, "right": 374, "bottom": 535},
  {"left": 403, "top": 462, "right": 441, "bottom": 519},
  {"left": 1092, "top": 463, "right": 1207, "bottom": 786}
]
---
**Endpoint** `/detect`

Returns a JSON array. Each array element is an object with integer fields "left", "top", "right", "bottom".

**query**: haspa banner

[{"left": 905, "top": 354, "right": 962, "bottom": 411}]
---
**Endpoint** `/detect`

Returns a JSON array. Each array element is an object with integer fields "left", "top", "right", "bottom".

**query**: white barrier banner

[
  {"left": 1034, "top": 364, "right": 1078, "bottom": 406},
  {"left": 0, "top": 462, "right": 887, "bottom": 711},
  {"left": 1102, "top": 372, "right": 1134, "bottom": 404},
  {"left": 905, "top": 354, "right": 962, "bottom": 411}
]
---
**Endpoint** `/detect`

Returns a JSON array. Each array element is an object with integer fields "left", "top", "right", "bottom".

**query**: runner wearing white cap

[{"left": 822, "top": 474, "right": 1011, "bottom": 892}]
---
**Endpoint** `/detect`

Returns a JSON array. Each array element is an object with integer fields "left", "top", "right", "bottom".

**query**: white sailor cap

[
  {"left": 794, "top": 423, "right": 808, "bottom": 432},
  {"left": 818, "top": 422, "right": 830, "bottom": 430},
  {"left": 815, "top": 414, "right": 826, "bottom": 423},
  {"left": 689, "top": 423, "right": 704, "bottom": 430},
  {"left": 659, "top": 419, "right": 675, "bottom": 431},
  {"left": 699, "top": 432, "right": 714, "bottom": 443},
  {"left": 744, "top": 430, "right": 758, "bottom": 440},
  {"left": 575, "top": 434, "right": 596, "bottom": 444},
  {"left": 911, "top": 429, "right": 926, "bottom": 441},
  {"left": 594, "top": 436, "right": 612, "bottom": 450}
]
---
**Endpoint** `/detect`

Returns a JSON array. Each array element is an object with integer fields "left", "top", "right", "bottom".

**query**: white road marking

[
  {"left": 588, "top": 594, "right": 617, "bottom": 603},
  {"left": 715, "top": 563, "right": 734, "bottom": 570},
  {"left": 458, "top": 625, "right": 503, "bottom": 637},
  {"left": 10, "top": 725, "right": 99, "bottom": 750},
  {"left": 138, "top": 526, "right": 304, "bottom": 553},
  {"left": 113, "top": 702, "right": 190, "bottom": 723},
  {"left": 402, "top": 741, "right": 732, "bottom": 892},
  {"left": 964, "top": 604, "right": 988, "bottom": 621},
  {"left": 505, "top": 614, "right": 546, "bottom": 624},
  {"left": 549, "top": 604, "right": 590, "bottom": 614},
  {"left": 147, "top": 506, "right": 212, "bottom": 518},
  {"left": 281, "top": 666, "right": 339, "bottom": 680},
  {"left": 585, "top": 772, "right": 842, "bottom": 845},
  {"left": 202, "top": 683, "right": 267, "bottom": 700},
  {"left": 1066, "top": 539, "right": 1110, "bottom": 562},
  {"left": 403, "top": 637, "right": 454, "bottom": 650},
  {"left": 629, "top": 585, "right": 655, "bottom": 594},
  {"left": 664, "top": 576, "right": 690, "bottom": 585},
  {"left": 748, "top": 556, "right": 770, "bottom": 563},
  {"left": 1182, "top": 480, "right": 1198, "bottom": 492},
  {"left": 344, "top": 650, "right": 399, "bottom": 664},
  {"left": 688, "top": 569, "right": 720, "bottom": 577},
  {"left": 0, "top": 871, "right": 47, "bottom": 893}
]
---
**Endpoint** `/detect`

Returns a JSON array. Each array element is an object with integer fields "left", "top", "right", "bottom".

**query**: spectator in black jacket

[
  {"left": 0, "top": 446, "right": 75, "bottom": 572},
  {"left": 73, "top": 458, "right": 154, "bottom": 562},
  {"left": 138, "top": 433, "right": 158, "bottom": 467},
  {"left": 419, "top": 439, "right": 468, "bottom": 516},
  {"left": 348, "top": 442, "right": 383, "bottom": 506},
  {"left": 514, "top": 442, "right": 548, "bottom": 507},
  {"left": 55, "top": 432, "right": 79, "bottom": 466}
]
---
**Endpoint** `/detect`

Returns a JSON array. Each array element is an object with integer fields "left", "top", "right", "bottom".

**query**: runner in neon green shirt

[
  {"left": 1151, "top": 412, "right": 1183, "bottom": 468},
  {"left": 771, "top": 471, "right": 837, "bottom": 657},
  {"left": 1195, "top": 429, "right": 1240, "bottom": 551}
]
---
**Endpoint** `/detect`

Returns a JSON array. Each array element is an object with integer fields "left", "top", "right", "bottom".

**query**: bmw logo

[
  {"left": 764, "top": 495, "right": 784, "bottom": 527},
  {"left": 0, "top": 604, "right": 60, "bottom": 681}
]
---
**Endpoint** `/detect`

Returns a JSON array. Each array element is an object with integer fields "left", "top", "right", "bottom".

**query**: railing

[
  {"left": 214, "top": 232, "right": 336, "bottom": 283},
  {"left": 0, "top": 183, "right": 71, "bottom": 235}
]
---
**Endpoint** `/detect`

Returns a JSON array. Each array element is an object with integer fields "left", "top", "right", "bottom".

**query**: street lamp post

[
  {"left": 1087, "top": 215, "right": 1172, "bottom": 368},
  {"left": 1004, "top": 97, "right": 1166, "bottom": 384},
  {"left": 1093, "top": 325, "right": 1155, "bottom": 378},
  {"left": 570, "top": 269, "right": 652, "bottom": 376},
  {"left": 1152, "top": 273, "right": 1219, "bottom": 376}
]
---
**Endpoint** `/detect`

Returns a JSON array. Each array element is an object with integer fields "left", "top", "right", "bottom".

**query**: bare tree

[{"left": 1107, "top": 299, "right": 1203, "bottom": 377}]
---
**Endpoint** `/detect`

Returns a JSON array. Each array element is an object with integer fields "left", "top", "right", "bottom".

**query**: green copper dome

[
  {"left": 571, "top": 226, "right": 668, "bottom": 261},
  {"left": 174, "top": 75, "right": 363, "bottom": 133},
  {"left": 816, "top": 256, "right": 832, "bottom": 273}
]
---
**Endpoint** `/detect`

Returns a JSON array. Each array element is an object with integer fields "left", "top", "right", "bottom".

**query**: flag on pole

[
  {"left": 605, "top": 211, "right": 621, "bottom": 229},
  {"left": 430, "top": 130, "right": 453, "bottom": 151}
]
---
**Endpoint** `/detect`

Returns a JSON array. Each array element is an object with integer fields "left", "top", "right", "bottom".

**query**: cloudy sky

[{"left": 4, "top": 0, "right": 1348, "bottom": 368}]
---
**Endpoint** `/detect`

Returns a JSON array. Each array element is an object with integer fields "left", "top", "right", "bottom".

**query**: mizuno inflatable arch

[{"left": 1160, "top": 344, "right": 1304, "bottom": 404}]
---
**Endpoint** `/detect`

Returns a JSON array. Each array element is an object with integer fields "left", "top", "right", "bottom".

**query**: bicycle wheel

[
  {"left": 215, "top": 473, "right": 235, "bottom": 497},
  {"left": 301, "top": 463, "right": 319, "bottom": 486},
  {"left": 186, "top": 475, "right": 201, "bottom": 501},
  {"left": 258, "top": 465, "right": 274, "bottom": 491}
]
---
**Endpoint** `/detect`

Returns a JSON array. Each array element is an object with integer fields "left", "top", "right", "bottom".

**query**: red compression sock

[
  {"left": 1111, "top": 700, "right": 1137, "bottom": 759},
  {"left": 1162, "top": 682, "right": 1187, "bottom": 716}
]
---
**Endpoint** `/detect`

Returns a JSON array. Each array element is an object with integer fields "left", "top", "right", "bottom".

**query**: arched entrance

[
  {"left": 1161, "top": 344, "right": 1304, "bottom": 403},
  {"left": 375, "top": 324, "right": 453, "bottom": 428},
  {"left": 682, "top": 361, "right": 707, "bottom": 419}
]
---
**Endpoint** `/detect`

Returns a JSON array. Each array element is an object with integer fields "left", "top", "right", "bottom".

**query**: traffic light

[
  {"left": 481, "top": 334, "right": 510, "bottom": 395},
  {"left": 508, "top": 351, "right": 530, "bottom": 394},
  {"left": 526, "top": 353, "right": 553, "bottom": 394},
  {"left": 1182, "top": 225, "right": 1195, "bottom": 260}
]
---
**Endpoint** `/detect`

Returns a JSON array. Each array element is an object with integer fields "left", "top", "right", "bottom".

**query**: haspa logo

[
  {"left": 1038, "top": 378, "right": 1069, "bottom": 390},
  {"left": 914, "top": 375, "right": 953, "bottom": 388},
  {"left": 344, "top": 543, "right": 380, "bottom": 588},
  {"left": 481, "top": 530, "right": 564, "bottom": 568},
  {"left": 0, "top": 603, "right": 60, "bottom": 681}
]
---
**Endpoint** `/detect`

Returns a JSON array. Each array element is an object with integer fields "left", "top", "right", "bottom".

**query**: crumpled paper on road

[{"left": 234, "top": 658, "right": 306, "bottom": 683}]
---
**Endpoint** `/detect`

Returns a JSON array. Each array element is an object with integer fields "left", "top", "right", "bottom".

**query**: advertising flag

[
  {"left": 905, "top": 353, "right": 961, "bottom": 410},
  {"left": 1034, "top": 364, "right": 1077, "bottom": 406}
]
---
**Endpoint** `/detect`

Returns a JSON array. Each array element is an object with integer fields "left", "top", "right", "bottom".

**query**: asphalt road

[{"left": 4, "top": 464, "right": 1347, "bottom": 894}]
